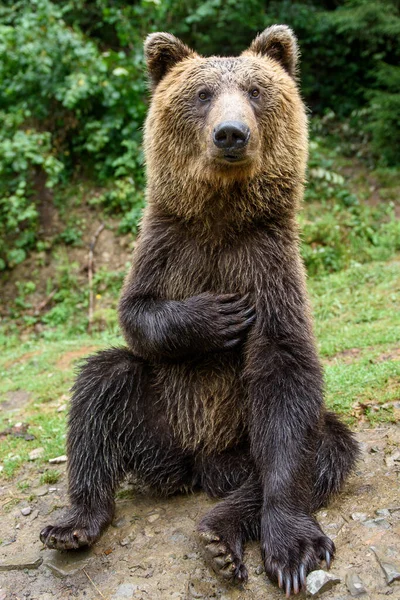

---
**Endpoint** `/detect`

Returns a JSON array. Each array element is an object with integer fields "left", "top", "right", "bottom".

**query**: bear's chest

[{"left": 160, "top": 233, "right": 263, "bottom": 299}]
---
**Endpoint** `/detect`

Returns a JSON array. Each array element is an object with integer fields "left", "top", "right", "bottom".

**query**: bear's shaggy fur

[{"left": 40, "top": 26, "right": 358, "bottom": 596}]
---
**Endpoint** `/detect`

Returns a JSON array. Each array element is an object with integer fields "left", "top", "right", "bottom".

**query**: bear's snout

[{"left": 213, "top": 121, "right": 250, "bottom": 157}]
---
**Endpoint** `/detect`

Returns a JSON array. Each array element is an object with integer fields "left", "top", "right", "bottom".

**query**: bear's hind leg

[
  {"left": 312, "top": 411, "right": 359, "bottom": 511},
  {"left": 40, "top": 348, "right": 193, "bottom": 550},
  {"left": 196, "top": 444, "right": 253, "bottom": 498}
]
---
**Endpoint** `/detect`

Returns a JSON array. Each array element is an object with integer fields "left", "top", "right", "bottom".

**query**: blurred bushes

[
  {"left": 303, "top": 136, "right": 400, "bottom": 275},
  {"left": 0, "top": 0, "right": 146, "bottom": 268},
  {"left": 0, "top": 0, "right": 399, "bottom": 270}
]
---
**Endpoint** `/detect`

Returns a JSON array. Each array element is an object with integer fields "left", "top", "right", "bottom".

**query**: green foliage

[
  {"left": 0, "top": 0, "right": 147, "bottom": 268},
  {"left": 302, "top": 133, "right": 400, "bottom": 275},
  {"left": 0, "top": 0, "right": 399, "bottom": 270},
  {"left": 90, "top": 176, "right": 145, "bottom": 235},
  {"left": 0, "top": 113, "right": 63, "bottom": 268},
  {"left": 367, "top": 63, "right": 400, "bottom": 165}
]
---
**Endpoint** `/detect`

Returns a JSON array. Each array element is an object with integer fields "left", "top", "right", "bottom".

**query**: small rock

[
  {"left": 48, "top": 487, "right": 58, "bottom": 493},
  {"left": 147, "top": 513, "right": 160, "bottom": 523},
  {"left": 385, "top": 451, "right": 400, "bottom": 468},
  {"left": 255, "top": 564, "right": 264, "bottom": 575},
  {"left": 111, "top": 583, "right": 138, "bottom": 599},
  {"left": 0, "top": 556, "right": 42, "bottom": 571},
  {"left": 351, "top": 513, "right": 367, "bottom": 522},
  {"left": 30, "top": 509, "right": 40, "bottom": 520},
  {"left": 120, "top": 537, "right": 130, "bottom": 547},
  {"left": 1, "top": 536, "right": 16, "bottom": 547},
  {"left": 48, "top": 455, "right": 67, "bottom": 464},
  {"left": 21, "top": 506, "right": 32, "bottom": 516},
  {"left": 29, "top": 447, "right": 44, "bottom": 461},
  {"left": 112, "top": 516, "right": 127, "bottom": 528},
  {"left": 57, "top": 404, "right": 67, "bottom": 412},
  {"left": 376, "top": 508, "right": 391, "bottom": 517},
  {"left": 363, "top": 517, "right": 390, "bottom": 529},
  {"left": 43, "top": 548, "right": 93, "bottom": 578},
  {"left": 187, "top": 579, "right": 209, "bottom": 599},
  {"left": 306, "top": 570, "right": 341, "bottom": 596},
  {"left": 371, "top": 546, "right": 400, "bottom": 584},
  {"left": 35, "top": 486, "right": 48, "bottom": 497},
  {"left": 346, "top": 571, "right": 367, "bottom": 596},
  {"left": 44, "top": 548, "right": 92, "bottom": 578}
]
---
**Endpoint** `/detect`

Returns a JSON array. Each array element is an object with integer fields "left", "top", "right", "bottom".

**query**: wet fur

[{"left": 40, "top": 25, "right": 359, "bottom": 596}]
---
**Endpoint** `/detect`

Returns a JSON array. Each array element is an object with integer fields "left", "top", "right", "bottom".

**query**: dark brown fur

[{"left": 40, "top": 26, "right": 358, "bottom": 596}]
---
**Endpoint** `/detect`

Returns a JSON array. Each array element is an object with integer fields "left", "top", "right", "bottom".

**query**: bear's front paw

[
  {"left": 261, "top": 511, "right": 334, "bottom": 597},
  {"left": 40, "top": 521, "right": 101, "bottom": 550}
]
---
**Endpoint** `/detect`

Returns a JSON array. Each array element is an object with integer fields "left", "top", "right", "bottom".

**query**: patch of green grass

[
  {"left": 0, "top": 332, "right": 121, "bottom": 477},
  {"left": 309, "top": 259, "right": 400, "bottom": 422},
  {"left": 310, "top": 259, "right": 400, "bottom": 355},
  {"left": 17, "top": 480, "right": 30, "bottom": 491},
  {"left": 324, "top": 358, "right": 399, "bottom": 418},
  {"left": 40, "top": 469, "right": 61, "bottom": 485}
]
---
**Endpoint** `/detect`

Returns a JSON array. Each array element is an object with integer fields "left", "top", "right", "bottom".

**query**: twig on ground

[
  {"left": 88, "top": 223, "right": 105, "bottom": 332},
  {"left": 83, "top": 568, "right": 107, "bottom": 600},
  {"left": 33, "top": 289, "right": 57, "bottom": 316}
]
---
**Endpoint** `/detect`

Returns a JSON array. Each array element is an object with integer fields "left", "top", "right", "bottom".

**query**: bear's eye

[
  {"left": 198, "top": 90, "right": 211, "bottom": 102},
  {"left": 250, "top": 88, "right": 260, "bottom": 99}
]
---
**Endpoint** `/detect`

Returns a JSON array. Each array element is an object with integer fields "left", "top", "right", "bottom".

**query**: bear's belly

[{"left": 154, "top": 352, "right": 247, "bottom": 454}]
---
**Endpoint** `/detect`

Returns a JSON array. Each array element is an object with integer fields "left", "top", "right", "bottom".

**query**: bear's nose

[{"left": 213, "top": 121, "right": 250, "bottom": 151}]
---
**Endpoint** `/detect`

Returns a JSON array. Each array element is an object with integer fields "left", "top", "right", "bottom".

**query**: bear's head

[{"left": 144, "top": 26, "right": 308, "bottom": 223}]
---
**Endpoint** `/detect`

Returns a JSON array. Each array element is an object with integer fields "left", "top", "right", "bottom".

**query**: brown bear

[{"left": 40, "top": 25, "right": 358, "bottom": 596}]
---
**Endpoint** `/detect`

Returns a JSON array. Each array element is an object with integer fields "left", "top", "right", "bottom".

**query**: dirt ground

[{"left": 1, "top": 425, "right": 400, "bottom": 600}]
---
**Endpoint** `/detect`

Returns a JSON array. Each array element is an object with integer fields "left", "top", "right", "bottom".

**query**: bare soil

[{"left": 1, "top": 425, "right": 400, "bottom": 600}]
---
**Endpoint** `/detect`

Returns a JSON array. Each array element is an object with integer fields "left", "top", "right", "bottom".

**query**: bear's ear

[
  {"left": 144, "top": 32, "right": 195, "bottom": 89},
  {"left": 246, "top": 25, "right": 299, "bottom": 78}
]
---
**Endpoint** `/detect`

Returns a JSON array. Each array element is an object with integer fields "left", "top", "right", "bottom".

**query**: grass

[
  {"left": 0, "top": 256, "right": 399, "bottom": 478},
  {"left": 0, "top": 331, "right": 121, "bottom": 477},
  {"left": 310, "top": 258, "right": 400, "bottom": 422}
]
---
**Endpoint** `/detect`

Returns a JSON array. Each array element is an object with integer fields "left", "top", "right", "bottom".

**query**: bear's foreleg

[
  {"left": 246, "top": 295, "right": 335, "bottom": 595},
  {"left": 119, "top": 291, "right": 255, "bottom": 361},
  {"left": 40, "top": 348, "right": 194, "bottom": 550}
]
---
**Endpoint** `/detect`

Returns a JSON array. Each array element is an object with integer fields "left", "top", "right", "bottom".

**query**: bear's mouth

[
  {"left": 217, "top": 151, "right": 251, "bottom": 165},
  {"left": 209, "top": 148, "right": 254, "bottom": 170},
  {"left": 223, "top": 154, "right": 243, "bottom": 162}
]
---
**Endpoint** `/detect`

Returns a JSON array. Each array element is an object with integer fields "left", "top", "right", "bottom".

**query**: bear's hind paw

[
  {"left": 198, "top": 529, "right": 248, "bottom": 584},
  {"left": 40, "top": 523, "right": 100, "bottom": 550}
]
